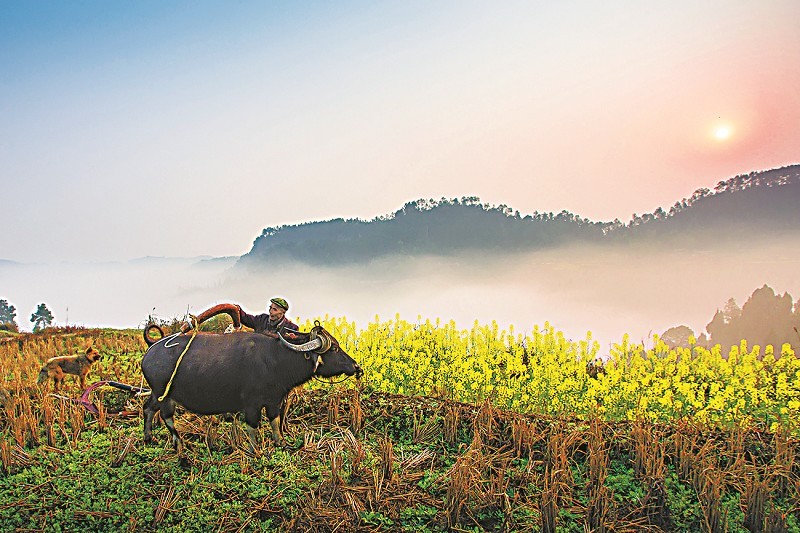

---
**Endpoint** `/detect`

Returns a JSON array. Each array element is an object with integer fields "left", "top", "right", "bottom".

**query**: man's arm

[{"left": 238, "top": 306, "right": 257, "bottom": 330}]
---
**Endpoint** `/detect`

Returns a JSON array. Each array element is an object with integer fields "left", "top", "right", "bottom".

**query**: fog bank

[{"left": 3, "top": 241, "right": 799, "bottom": 353}]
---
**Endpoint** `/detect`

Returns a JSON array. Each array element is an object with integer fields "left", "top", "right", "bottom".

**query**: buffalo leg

[
  {"left": 269, "top": 417, "right": 283, "bottom": 446},
  {"left": 144, "top": 395, "right": 183, "bottom": 454},
  {"left": 243, "top": 408, "right": 262, "bottom": 453},
  {"left": 159, "top": 399, "right": 182, "bottom": 454},
  {"left": 265, "top": 404, "right": 284, "bottom": 446},
  {"left": 143, "top": 395, "right": 158, "bottom": 443},
  {"left": 245, "top": 427, "right": 260, "bottom": 454}
]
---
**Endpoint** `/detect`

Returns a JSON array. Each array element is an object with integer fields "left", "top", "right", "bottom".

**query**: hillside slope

[{"left": 238, "top": 165, "right": 800, "bottom": 267}]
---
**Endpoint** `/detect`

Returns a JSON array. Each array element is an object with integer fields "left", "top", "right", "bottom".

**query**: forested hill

[
  {"left": 607, "top": 164, "right": 800, "bottom": 245},
  {"left": 238, "top": 164, "right": 800, "bottom": 267}
]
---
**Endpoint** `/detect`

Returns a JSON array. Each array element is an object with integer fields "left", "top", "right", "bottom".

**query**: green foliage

[
  {"left": 360, "top": 510, "right": 395, "bottom": 528},
  {"left": 0, "top": 299, "right": 17, "bottom": 328},
  {"left": 398, "top": 504, "right": 438, "bottom": 531},
  {"left": 604, "top": 462, "right": 645, "bottom": 505},
  {"left": 30, "top": 302, "right": 54, "bottom": 332},
  {"left": 665, "top": 473, "right": 702, "bottom": 530},
  {"left": 0, "top": 321, "right": 18, "bottom": 333}
]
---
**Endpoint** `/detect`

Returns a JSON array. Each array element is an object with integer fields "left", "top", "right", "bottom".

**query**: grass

[{"left": 1, "top": 330, "right": 799, "bottom": 531}]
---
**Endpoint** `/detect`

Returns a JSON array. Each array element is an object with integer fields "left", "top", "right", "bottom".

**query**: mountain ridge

[{"left": 238, "top": 164, "right": 800, "bottom": 268}]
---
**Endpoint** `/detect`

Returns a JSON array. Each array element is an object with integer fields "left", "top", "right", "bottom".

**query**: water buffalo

[{"left": 141, "top": 322, "right": 361, "bottom": 453}]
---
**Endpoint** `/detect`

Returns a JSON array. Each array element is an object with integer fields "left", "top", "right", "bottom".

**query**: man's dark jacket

[{"left": 239, "top": 310, "right": 298, "bottom": 336}]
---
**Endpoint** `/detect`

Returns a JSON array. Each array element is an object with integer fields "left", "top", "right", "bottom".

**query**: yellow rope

[{"left": 158, "top": 315, "right": 198, "bottom": 401}]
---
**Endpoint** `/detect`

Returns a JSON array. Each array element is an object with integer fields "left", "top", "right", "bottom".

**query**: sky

[
  {"left": 2, "top": 1, "right": 799, "bottom": 264},
  {"left": 2, "top": 2, "right": 800, "bottom": 344}
]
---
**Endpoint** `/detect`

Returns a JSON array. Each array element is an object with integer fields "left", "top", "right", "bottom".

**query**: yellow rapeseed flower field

[
  {"left": 5, "top": 316, "right": 797, "bottom": 436},
  {"left": 300, "top": 315, "right": 799, "bottom": 435}
]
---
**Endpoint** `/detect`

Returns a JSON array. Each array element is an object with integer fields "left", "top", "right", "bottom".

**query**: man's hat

[{"left": 270, "top": 297, "right": 289, "bottom": 311}]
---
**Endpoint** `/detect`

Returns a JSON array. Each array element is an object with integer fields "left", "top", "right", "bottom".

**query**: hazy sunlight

[{"left": 714, "top": 125, "right": 732, "bottom": 141}]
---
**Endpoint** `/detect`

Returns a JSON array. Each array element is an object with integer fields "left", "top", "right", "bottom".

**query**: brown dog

[{"left": 37, "top": 347, "right": 102, "bottom": 391}]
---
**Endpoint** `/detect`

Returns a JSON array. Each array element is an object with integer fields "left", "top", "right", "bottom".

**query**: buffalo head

[{"left": 279, "top": 322, "right": 362, "bottom": 379}]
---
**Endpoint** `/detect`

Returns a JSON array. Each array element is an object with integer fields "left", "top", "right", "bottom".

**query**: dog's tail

[{"left": 37, "top": 368, "right": 48, "bottom": 384}]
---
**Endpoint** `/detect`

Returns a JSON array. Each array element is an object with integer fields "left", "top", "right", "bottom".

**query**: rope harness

[
  {"left": 155, "top": 318, "right": 356, "bottom": 401},
  {"left": 158, "top": 314, "right": 199, "bottom": 401}
]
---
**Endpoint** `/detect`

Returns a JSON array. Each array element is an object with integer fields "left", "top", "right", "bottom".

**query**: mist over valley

[{"left": 3, "top": 165, "right": 800, "bottom": 352}]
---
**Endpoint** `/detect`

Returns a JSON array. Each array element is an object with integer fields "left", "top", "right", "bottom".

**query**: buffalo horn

[{"left": 278, "top": 332, "right": 323, "bottom": 352}]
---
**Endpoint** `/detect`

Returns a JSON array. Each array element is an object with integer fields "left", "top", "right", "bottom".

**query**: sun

[{"left": 713, "top": 125, "right": 732, "bottom": 141}]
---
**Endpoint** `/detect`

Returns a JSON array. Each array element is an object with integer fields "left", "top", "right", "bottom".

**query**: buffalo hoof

[
  {"left": 279, "top": 439, "right": 300, "bottom": 452},
  {"left": 243, "top": 446, "right": 258, "bottom": 459}
]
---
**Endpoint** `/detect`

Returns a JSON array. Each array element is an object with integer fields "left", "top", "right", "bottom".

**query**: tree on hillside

[
  {"left": 0, "top": 299, "right": 17, "bottom": 331},
  {"left": 660, "top": 325, "right": 695, "bottom": 349},
  {"left": 243, "top": 196, "right": 609, "bottom": 266},
  {"left": 30, "top": 303, "right": 54, "bottom": 333},
  {"left": 722, "top": 298, "right": 742, "bottom": 323},
  {"left": 706, "top": 287, "right": 800, "bottom": 353},
  {"left": 706, "top": 298, "right": 742, "bottom": 349},
  {"left": 738, "top": 285, "right": 795, "bottom": 348}
]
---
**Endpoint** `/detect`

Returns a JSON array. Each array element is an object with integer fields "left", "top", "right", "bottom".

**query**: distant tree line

[
  {"left": 7, "top": 288, "right": 799, "bottom": 354},
  {"left": 606, "top": 164, "right": 800, "bottom": 234},
  {"left": 239, "top": 165, "right": 800, "bottom": 267},
  {"left": 0, "top": 299, "right": 54, "bottom": 333},
  {"left": 240, "top": 196, "right": 610, "bottom": 266},
  {"left": 704, "top": 285, "right": 800, "bottom": 353},
  {"left": 661, "top": 285, "right": 800, "bottom": 355}
]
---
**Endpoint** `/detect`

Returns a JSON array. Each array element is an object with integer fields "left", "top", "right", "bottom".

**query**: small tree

[
  {"left": 0, "top": 299, "right": 18, "bottom": 331},
  {"left": 660, "top": 325, "right": 695, "bottom": 349},
  {"left": 30, "top": 303, "right": 54, "bottom": 332}
]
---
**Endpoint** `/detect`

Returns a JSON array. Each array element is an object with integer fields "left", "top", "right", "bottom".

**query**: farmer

[{"left": 237, "top": 297, "right": 298, "bottom": 339}]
